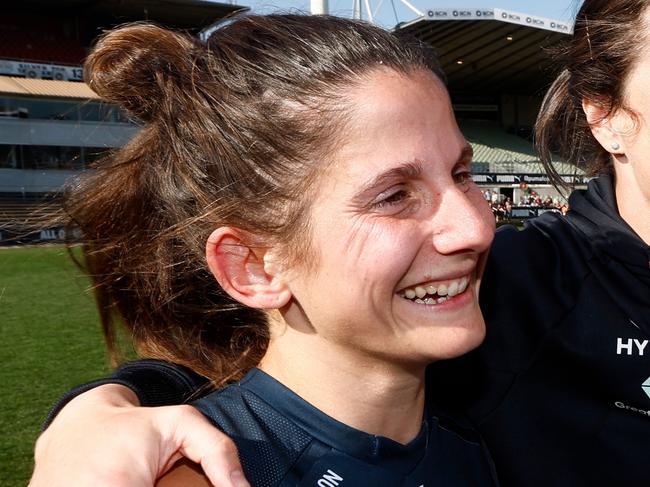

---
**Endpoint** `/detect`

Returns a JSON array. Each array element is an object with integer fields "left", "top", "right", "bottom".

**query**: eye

[
  {"left": 453, "top": 170, "right": 474, "bottom": 192},
  {"left": 372, "top": 186, "right": 410, "bottom": 209}
]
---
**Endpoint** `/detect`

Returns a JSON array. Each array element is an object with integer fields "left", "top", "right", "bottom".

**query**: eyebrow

[
  {"left": 355, "top": 143, "right": 475, "bottom": 199},
  {"left": 356, "top": 161, "right": 423, "bottom": 198}
]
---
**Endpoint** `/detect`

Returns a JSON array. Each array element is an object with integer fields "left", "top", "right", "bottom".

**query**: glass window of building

[
  {"left": 0, "top": 144, "right": 20, "bottom": 168},
  {"left": 82, "top": 147, "right": 110, "bottom": 166},
  {"left": 21, "top": 145, "right": 82, "bottom": 169},
  {"left": 8, "top": 97, "right": 80, "bottom": 120}
]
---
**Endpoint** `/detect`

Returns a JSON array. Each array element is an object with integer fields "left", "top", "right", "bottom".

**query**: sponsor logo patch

[{"left": 643, "top": 376, "right": 650, "bottom": 400}]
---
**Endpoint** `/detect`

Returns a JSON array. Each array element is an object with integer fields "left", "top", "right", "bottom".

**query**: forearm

[
  {"left": 32, "top": 361, "right": 247, "bottom": 487},
  {"left": 43, "top": 359, "right": 211, "bottom": 430}
]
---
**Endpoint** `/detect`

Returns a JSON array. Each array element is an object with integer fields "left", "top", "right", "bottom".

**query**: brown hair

[
  {"left": 66, "top": 15, "right": 442, "bottom": 385},
  {"left": 535, "top": 0, "right": 650, "bottom": 188}
]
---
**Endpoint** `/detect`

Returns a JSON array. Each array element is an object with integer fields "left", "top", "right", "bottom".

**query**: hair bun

[{"left": 85, "top": 23, "right": 200, "bottom": 122}]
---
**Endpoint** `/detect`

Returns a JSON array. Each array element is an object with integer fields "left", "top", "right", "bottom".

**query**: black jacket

[
  {"left": 46, "top": 175, "right": 650, "bottom": 486},
  {"left": 431, "top": 174, "right": 650, "bottom": 486}
]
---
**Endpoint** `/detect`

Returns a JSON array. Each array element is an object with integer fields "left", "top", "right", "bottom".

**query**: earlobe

[
  {"left": 205, "top": 228, "right": 292, "bottom": 310},
  {"left": 582, "top": 99, "right": 624, "bottom": 154}
]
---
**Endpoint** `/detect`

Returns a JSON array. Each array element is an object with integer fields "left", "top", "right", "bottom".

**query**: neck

[
  {"left": 614, "top": 164, "right": 650, "bottom": 244},
  {"left": 258, "top": 327, "right": 426, "bottom": 444}
]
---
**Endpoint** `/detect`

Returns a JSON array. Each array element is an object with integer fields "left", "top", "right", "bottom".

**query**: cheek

[
  {"left": 322, "top": 217, "right": 418, "bottom": 285},
  {"left": 637, "top": 163, "right": 650, "bottom": 200},
  {"left": 635, "top": 155, "right": 650, "bottom": 181}
]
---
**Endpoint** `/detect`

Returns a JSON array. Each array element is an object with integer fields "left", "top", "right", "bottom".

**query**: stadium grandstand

[
  {"left": 0, "top": 0, "right": 246, "bottom": 245},
  {"left": 396, "top": 7, "right": 585, "bottom": 218},
  {"left": 0, "top": 3, "right": 580, "bottom": 244}
]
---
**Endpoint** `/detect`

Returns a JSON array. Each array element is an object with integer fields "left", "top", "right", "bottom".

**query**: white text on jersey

[
  {"left": 616, "top": 338, "right": 648, "bottom": 356},
  {"left": 317, "top": 469, "right": 343, "bottom": 487}
]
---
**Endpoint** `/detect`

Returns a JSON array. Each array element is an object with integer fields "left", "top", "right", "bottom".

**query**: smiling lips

[{"left": 399, "top": 275, "right": 470, "bottom": 305}]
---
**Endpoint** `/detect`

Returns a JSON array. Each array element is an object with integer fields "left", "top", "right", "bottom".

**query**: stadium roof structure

[
  {"left": 394, "top": 8, "right": 583, "bottom": 182},
  {"left": 6, "top": 0, "right": 247, "bottom": 33},
  {"left": 0, "top": 76, "right": 98, "bottom": 99},
  {"left": 395, "top": 7, "right": 573, "bottom": 95}
]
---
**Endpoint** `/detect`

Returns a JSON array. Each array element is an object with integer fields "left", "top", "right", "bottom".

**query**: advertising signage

[
  {"left": 0, "top": 59, "right": 84, "bottom": 81},
  {"left": 472, "top": 173, "right": 589, "bottom": 185},
  {"left": 425, "top": 8, "right": 494, "bottom": 20},
  {"left": 424, "top": 7, "right": 574, "bottom": 34},
  {"left": 494, "top": 8, "right": 573, "bottom": 34}
]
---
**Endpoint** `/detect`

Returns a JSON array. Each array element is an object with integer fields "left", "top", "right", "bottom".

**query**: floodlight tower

[
  {"left": 311, "top": 0, "right": 328, "bottom": 15},
  {"left": 349, "top": 0, "right": 423, "bottom": 24},
  {"left": 310, "top": 0, "right": 424, "bottom": 25}
]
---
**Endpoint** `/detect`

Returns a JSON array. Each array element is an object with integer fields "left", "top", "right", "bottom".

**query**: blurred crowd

[{"left": 483, "top": 189, "right": 569, "bottom": 221}]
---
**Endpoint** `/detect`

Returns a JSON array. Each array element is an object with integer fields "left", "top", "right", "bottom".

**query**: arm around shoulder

[{"left": 32, "top": 361, "right": 248, "bottom": 487}]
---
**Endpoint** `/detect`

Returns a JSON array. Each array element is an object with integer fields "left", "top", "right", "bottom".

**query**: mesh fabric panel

[{"left": 195, "top": 387, "right": 313, "bottom": 487}]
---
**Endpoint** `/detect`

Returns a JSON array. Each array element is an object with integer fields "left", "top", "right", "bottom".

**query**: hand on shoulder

[{"left": 30, "top": 384, "right": 249, "bottom": 487}]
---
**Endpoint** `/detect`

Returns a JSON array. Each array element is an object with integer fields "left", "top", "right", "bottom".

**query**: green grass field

[{"left": 0, "top": 246, "right": 113, "bottom": 486}]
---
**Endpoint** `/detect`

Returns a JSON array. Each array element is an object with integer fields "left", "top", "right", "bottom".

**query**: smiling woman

[
  {"left": 269, "top": 68, "right": 493, "bottom": 378},
  {"left": 30, "top": 14, "right": 497, "bottom": 487},
  {"left": 30, "top": 2, "right": 650, "bottom": 486}
]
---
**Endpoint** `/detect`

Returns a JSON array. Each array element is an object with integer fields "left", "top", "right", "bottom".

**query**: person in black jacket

[
  {"left": 430, "top": 1, "right": 650, "bottom": 482},
  {"left": 31, "top": 1, "right": 650, "bottom": 486},
  {"left": 30, "top": 14, "right": 500, "bottom": 487}
]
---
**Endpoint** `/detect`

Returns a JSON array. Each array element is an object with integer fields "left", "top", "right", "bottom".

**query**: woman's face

[{"left": 282, "top": 68, "right": 495, "bottom": 366}]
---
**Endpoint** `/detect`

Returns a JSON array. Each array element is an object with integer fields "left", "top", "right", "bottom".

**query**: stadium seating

[
  {"left": 0, "top": 198, "right": 60, "bottom": 231},
  {"left": 0, "top": 14, "right": 86, "bottom": 65}
]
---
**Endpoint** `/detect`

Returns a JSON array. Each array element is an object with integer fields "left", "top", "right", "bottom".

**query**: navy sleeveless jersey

[{"left": 193, "top": 368, "right": 498, "bottom": 487}]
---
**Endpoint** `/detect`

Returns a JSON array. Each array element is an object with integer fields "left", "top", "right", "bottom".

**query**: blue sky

[{"left": 226, "top": 0, "right": 582, "bottom": 28}]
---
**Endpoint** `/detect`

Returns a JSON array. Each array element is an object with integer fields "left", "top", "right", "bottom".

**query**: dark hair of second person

[{"left": 536, "top": 0, "right": 649, "bottom": 186}]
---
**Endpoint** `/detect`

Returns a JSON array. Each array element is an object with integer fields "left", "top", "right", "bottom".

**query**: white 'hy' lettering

[
  {"left": 634, "top": 339, "right": 648, "bottom": 355},
  {"left": 616, "top": 338, "right": 649, "bottom": 356},
  {"left": 617, "top": 338, "right": 634, "bottom": 355}
]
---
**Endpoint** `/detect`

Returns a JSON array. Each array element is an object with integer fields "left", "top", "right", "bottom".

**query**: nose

[{"left": 430, "top": 187, "right": 495, "bottom": 255}]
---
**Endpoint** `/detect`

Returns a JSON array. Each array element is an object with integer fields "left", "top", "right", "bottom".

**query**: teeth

[
  {"left": 447, "top": 280, "right": 459, "bottom": 297},
  {"left": 458, "top": 276, "right": 468, "bottom": 294},
  {"left": 400, "top": 275, "right": 471, "bottom": 304},
  {"left": 411, "top": 297, "right": 447, "bottom": 305},
  {"left": 437, "top": 283, "right": 448, "bottom": 296}
]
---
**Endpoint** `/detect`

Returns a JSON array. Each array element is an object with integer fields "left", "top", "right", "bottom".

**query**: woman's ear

[
  {"left": 205, "top": 227, "right": 292, "bottom": 309},
  {"left": 582, "top": 98, "right": 627, "bottom": 154}
]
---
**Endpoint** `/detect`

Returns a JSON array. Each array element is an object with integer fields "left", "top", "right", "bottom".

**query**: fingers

[
  {"left": 197, "top": 436, "right": 249, "bottom": 487},
  {"left": 31, "top": 384, "right": 251, "bottom": 487},
  {"left": 30, "top": 384, "right": 153, "bottom": 487},
  {"left": 158, "top": 405, "right": 251, "bottom": 487}
]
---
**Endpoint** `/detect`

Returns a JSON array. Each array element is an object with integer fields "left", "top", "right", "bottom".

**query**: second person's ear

[{"left": 582, "top": 99, "right": 630, "bottom": 155}]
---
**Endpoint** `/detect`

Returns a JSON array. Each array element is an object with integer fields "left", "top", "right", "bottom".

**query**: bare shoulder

[{"left": 156, "top": 458, "right": 212, "bottom": 487}]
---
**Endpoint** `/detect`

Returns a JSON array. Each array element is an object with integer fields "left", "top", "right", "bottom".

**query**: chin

[{"left": 426, "top": 316, "right": 486, "bottom": 361}]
